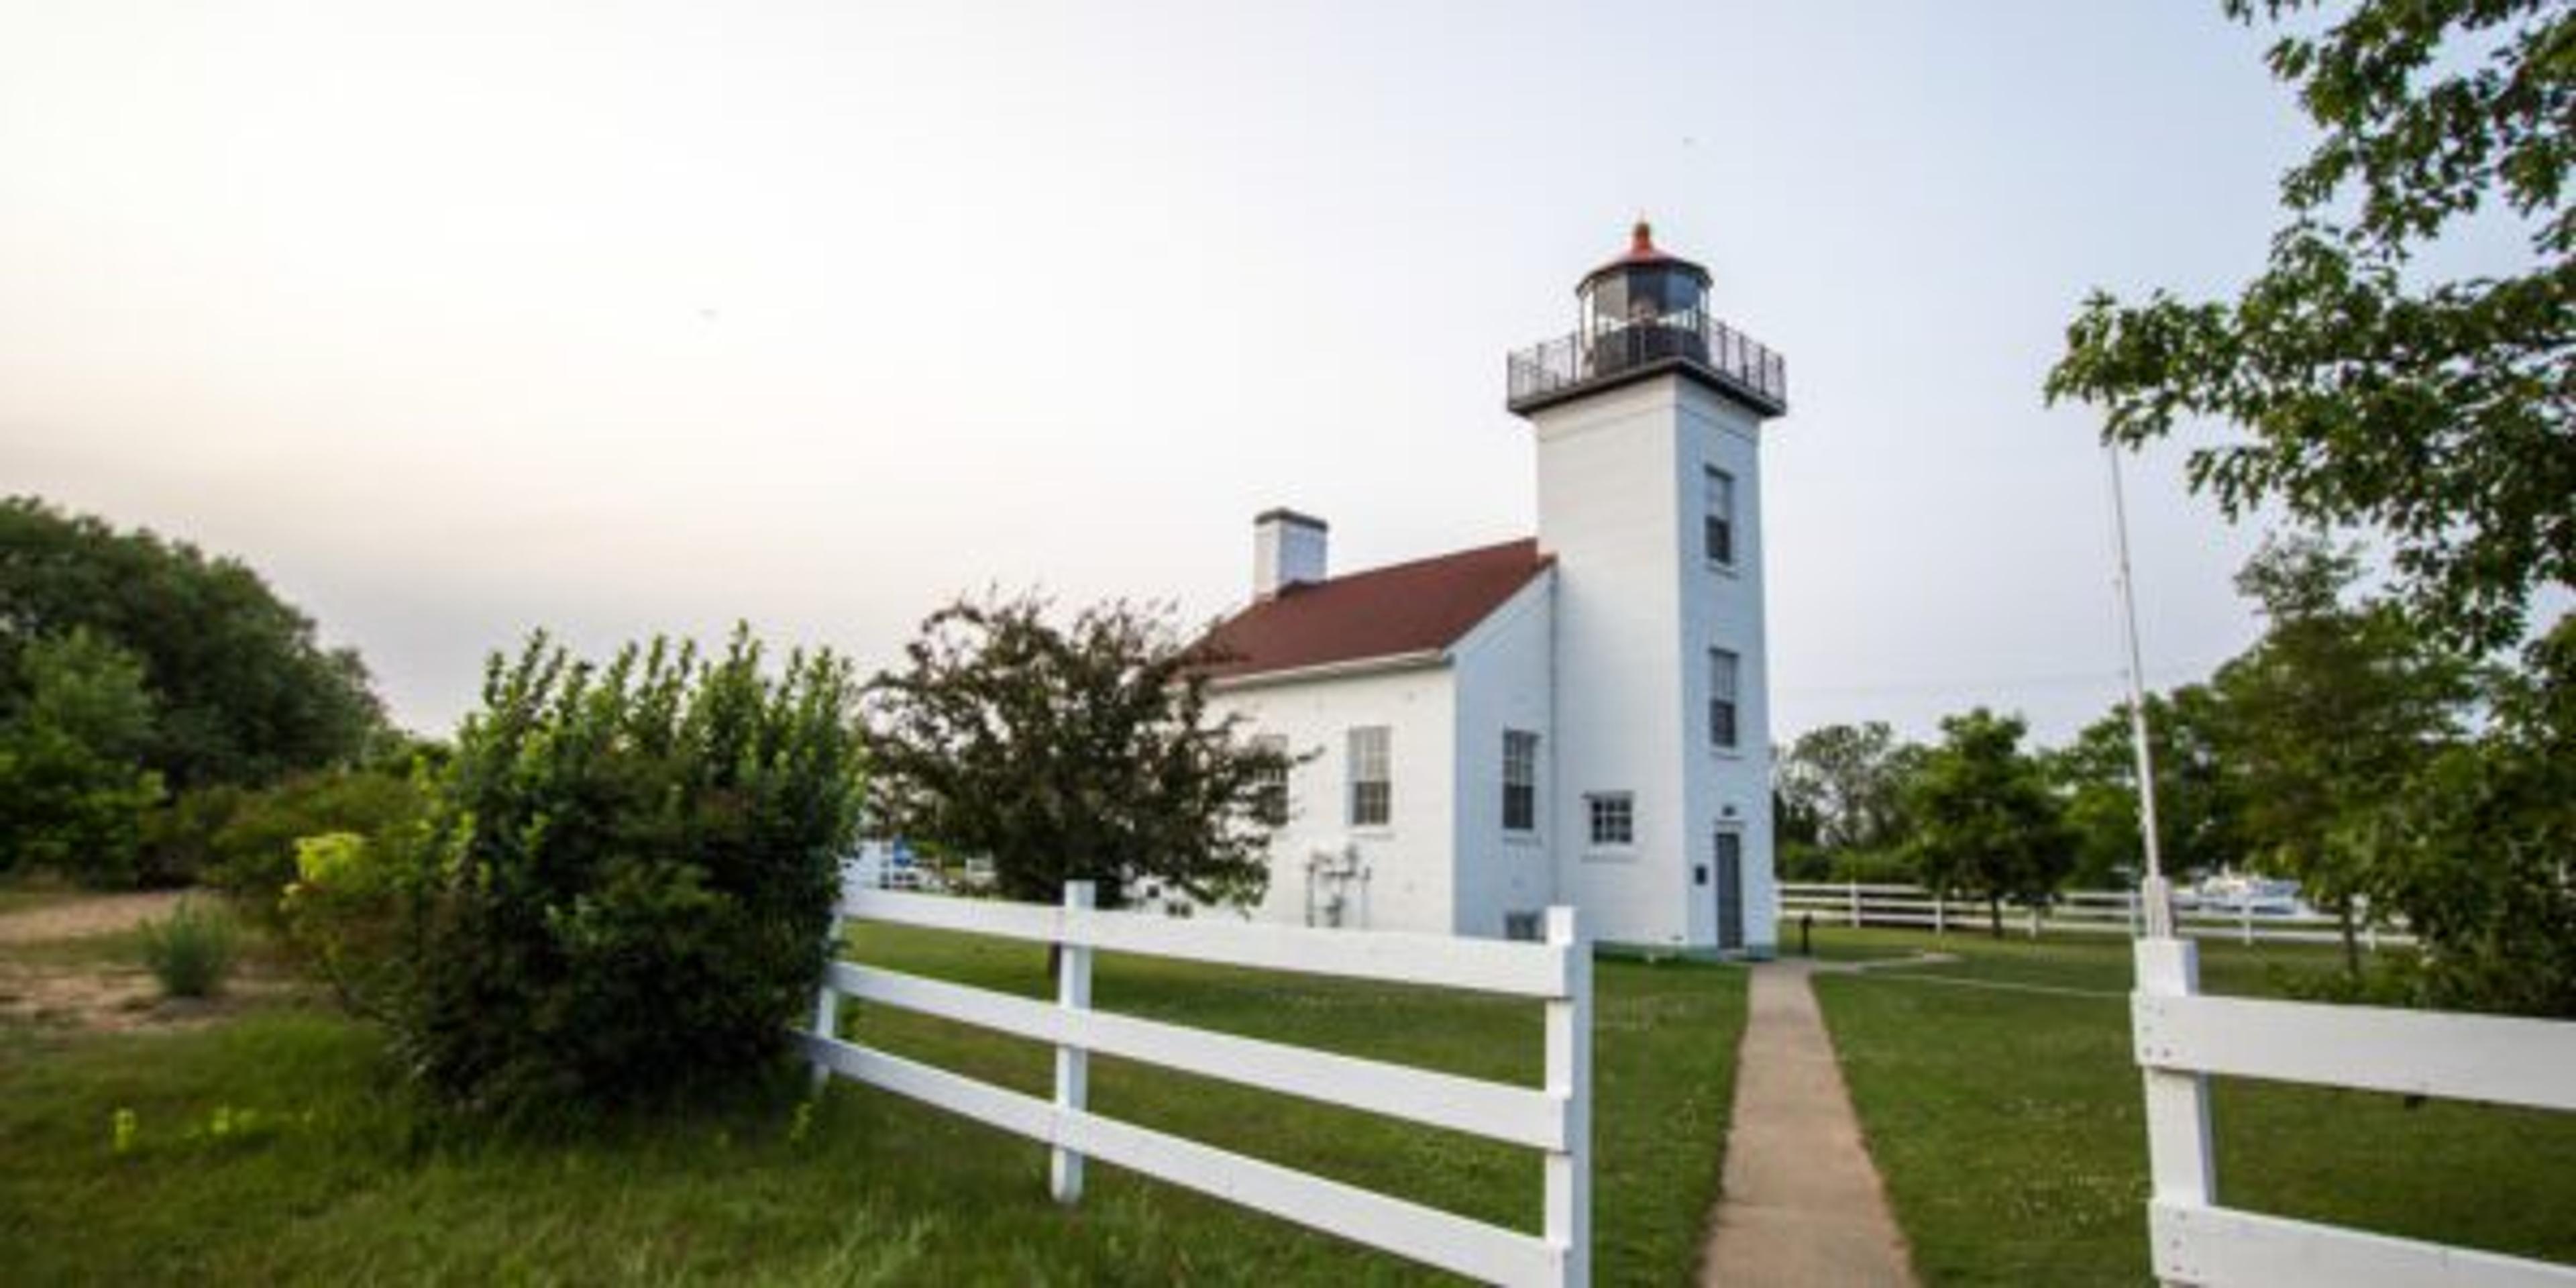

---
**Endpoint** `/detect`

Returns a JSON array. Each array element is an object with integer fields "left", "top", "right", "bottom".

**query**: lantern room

[
  {"left": 1505, "top": 220, "right": 1786, "bottom": 417},
  {"left": 1578, "top": 220, "right": 1713, "bottom": 376}
]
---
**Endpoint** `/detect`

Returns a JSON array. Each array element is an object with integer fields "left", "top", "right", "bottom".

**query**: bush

[
  {"left": 1778, "top": 841, "right": 1833, "bottom": 882},
  {"left": 280, "top": 832, "right": 409, "bottom": 1015},
  {"left": 139, "top": 898, "right": 240, "bottom": 998},
  {"left": 136, "top": 784, "right": 248, "bottom": 889},
  {"left": 1828, "top": 848, "right": 1921, "bottom": 886},
  {"left": 198, "top": 769, "right": 425, "bottom": 913},
  {"left": 0, "top": 631, "right": 164, "bottom": 887},
  {"left": 297, "top": 630, "right": 863, "bottom": 1117}
]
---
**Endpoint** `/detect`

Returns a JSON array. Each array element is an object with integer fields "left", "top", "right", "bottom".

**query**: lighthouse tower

[{"left": 1505, "top": 221, "right": 1788, "bottom": 955}]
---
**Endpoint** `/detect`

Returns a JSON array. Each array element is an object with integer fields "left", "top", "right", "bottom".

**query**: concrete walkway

[{"left": 1699, "top": 959, "right": 1918, "bottom": 1287}]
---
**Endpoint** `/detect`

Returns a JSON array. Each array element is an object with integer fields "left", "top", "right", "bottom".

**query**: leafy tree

[
  {"left": 2361, "top": 616, "right": 2576, "bottom": 1017},
  {"left": 865, "top": 592, "right": 1295, "bottom": 912},
  {"left": 1775, "top": 722, "right": 1921, "bottom": 855},
  {"left": 2211, "top": 534, "right": 2474, "bottom": 975},
  {"left": 2049, "top": 684, "right": 2238, "bottom": 888},
  {"left": 1904, "top": 708, "right": 2074, "bottom": 936},
  {"left": 0, "top": 629, "right": 164, "bottom": 884},
  {"left": 0, "top": 496, "right": 386, "bottom": 789},
  {"left": 2047, "top": 0, "right": 2572, "bottom": 651},
  {"left": 287, "top": 630, "right": 865, "bottom": 1116}
]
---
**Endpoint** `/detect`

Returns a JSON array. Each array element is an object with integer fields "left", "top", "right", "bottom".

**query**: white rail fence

[
  {"left": 1780, "top": 881, "right": 2414, "bottom": 949},
  {"left": 2133, "top": 935, "right": 2576, "bottom": 1286},
  {"left": 799, "top": 880, "right": 1595, "bottom": 1287}
]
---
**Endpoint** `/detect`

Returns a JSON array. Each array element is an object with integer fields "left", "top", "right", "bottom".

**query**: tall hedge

[{"left": 305, "top": 629, "right": 863, "bottom": 1116}]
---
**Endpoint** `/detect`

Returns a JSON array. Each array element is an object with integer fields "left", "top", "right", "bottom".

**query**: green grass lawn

[
  {"left": 1, "top": 920, "right": 1746, "bottom": 1285},
  {"left": 1805, "top": 926, "right": 2576, "bottom": 1287}
]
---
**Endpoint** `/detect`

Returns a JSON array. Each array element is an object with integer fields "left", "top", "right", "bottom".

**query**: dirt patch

[
  {"left": 0, "top": 890, "right": 191, "bottom": 946},
  {"left": 0, "top": 888, "right": 303, "bottom": 1032},
  {"left": 0, "top": 957, "right": 302, "bottom": 1033}
]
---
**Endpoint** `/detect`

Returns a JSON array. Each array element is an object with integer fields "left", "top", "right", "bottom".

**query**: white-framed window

[
  {"left": 1250, "top": 734, "right": 1289, "bottom": 826},
  {"left": 1709, "top": 648, "right": 1741, "bottom": 750},
  {"left": 1703, "top": 466, "right": 1736, "bottom": 567},
  {"left": 1348, "top": 726, "right": 1391, "bottom": 827},
  {"left": 1502, "top": 729, "right": 1539, "bottom": 833},
  {"left": 1586, "top": 792, "right": 1634, "bottom": 847}
]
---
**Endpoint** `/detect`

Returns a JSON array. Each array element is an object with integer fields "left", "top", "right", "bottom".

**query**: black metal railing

[{"left": 1506, "top": 311, "right": 1787, "bottom": 413}]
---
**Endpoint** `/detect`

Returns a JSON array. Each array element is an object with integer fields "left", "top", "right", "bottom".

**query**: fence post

[
  {"left": 2361, "top": 896, "right": 2380, "bottom": 953},
  {"left": 2028, "top": 902, "right": 2042, "bottom": 941},
  {"left": 1544, "top": 906, "right": 1592, "bottom": 1288},
  {"left": 2239, "top": 901, "right": 2253, "bottom": 947},
  {"left": 2135, "top": 934, "right": 2216, "bottom": 1287},
  {"left": 808, "top": 976, "right": 839, "bottom": 1093},
  {"left": 1847, "top": 879, "right": 1861, "bottom": 928},
  {"left": 1051, "top": 881, "right": 1096, "bottom": 1205},
  {"left": 1933, "top": 891, "right": 1946, "bottom": 936},
  {"left": 810, "top": 869, "right": 849, "bottom": 1092}
]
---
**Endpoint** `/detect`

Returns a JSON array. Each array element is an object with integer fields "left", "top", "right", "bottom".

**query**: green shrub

[
  {"left": 1778, "top": 841, "right": 1833, "bottom": 882},
  {"left": 1828, "top": 847, "right": 1921, "bottom": 885},
  {"left": 0, "top": 630, "right": 164, "bottom": 887},
  {"left": 139, "top": 898, "right": 240, "bottom": 998},
  {"left": 136, "top": 784, "right": 248, "bottom": 889},
  {"left": 297, "top": 629, "right": 863, "bottom": 1117},
  {"left": 200, "top": 769, "right": 425, "bottom": 912},
  {"left": 280, "top": 832, "right": 413, "bottom": 1016}
]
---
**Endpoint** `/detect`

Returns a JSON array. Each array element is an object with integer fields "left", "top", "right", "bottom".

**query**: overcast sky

[{"left": 0, "top": 1, "right": 2428, "bottom": 746}]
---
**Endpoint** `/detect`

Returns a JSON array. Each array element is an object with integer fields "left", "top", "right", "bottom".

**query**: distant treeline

[{"left": 1776, "top": 533, "right": 2573, "bottom": 1017}]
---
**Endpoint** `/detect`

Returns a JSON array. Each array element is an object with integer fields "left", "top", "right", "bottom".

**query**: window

[
  {"left": 1503, "top": 910, "right": 1543, "bottom": 942},
  {"left": 1348, "top": 726, "right": 1391, "bottom": 827},
  {"left": 1501, "top": 730, "right": 1538, "bottom": 833},
  {"left": 1709, "top": 648, "right": 1740, "bottom": 750},
  {"left": 1250, "top": 735, "right": 1289, "bottom": 826},
  {"left": 1703, "top": 467, "right": 1735, "bottom": 566},
  {"left": 1586, "top": 792, "right": 1634, "bottom": 847}
]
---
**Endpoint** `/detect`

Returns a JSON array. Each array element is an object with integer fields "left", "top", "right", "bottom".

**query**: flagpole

[{"left": 2104, "top": 444, "right": 2173, "bottom": 938}]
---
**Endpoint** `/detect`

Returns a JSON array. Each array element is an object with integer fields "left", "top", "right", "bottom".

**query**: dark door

[{"left": 1715, "top": 828, "right": 1745, "bottom": 951}]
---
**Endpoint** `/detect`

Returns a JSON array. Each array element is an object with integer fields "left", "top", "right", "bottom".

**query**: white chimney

[{"left": 1252, "top": 508, "right": 1328, "bottom": 600}]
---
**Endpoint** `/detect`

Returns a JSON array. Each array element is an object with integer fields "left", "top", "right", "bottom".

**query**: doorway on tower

[{"left": 1713, "top": 826, "right": 1746, "bottom": 952}]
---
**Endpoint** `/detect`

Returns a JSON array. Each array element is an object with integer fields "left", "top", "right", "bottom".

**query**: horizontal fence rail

[
  {"left": 842, "top": 886, "right": 1576, "bottom": 997},
  {"left": 803, "top": 881, "right": 1593, "bottom": 1287},
  {"left": 1780, "top": 881, "right": 2414, "bottom": 949},
  {"left": 2133, "top": 934, "right": 2576, "bottom": 1287}
]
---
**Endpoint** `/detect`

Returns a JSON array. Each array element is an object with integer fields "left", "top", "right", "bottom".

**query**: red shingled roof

[{"left": 1197, "top": 539, "right": 1552, "bottom": 682}]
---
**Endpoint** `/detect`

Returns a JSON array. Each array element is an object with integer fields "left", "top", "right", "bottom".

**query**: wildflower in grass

[
  {"left": 788, "top": 1098, "right": 816, "bottom": 1147},
  {"left": 111, "top": 1108, "right": 138, "bottom": 1155}
]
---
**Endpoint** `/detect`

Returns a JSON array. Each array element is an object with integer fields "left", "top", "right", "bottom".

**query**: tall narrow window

[
  {"left": 1709, "top": 649, "right": 1741, "bottom": 749},
  {"left": 1586, "top": 792, "right": 1634, "bottom": 847},
  {"left": 1348, "top": 726, "right": 1391, "bottom": 827},
  {"left": 1502, "top": 730, "right": 1539, "bottom": 833},
  {"left": 1704, "top": 467, "right": 1735, "bottom": 566},
  {"left": 1250, "top": 735, "right": 1289, "bottom": 826}
]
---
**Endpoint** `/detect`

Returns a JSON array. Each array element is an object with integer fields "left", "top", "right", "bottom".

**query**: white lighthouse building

[{"left": 1201, "top": 223, "right": 1788, "bottom": 955}]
